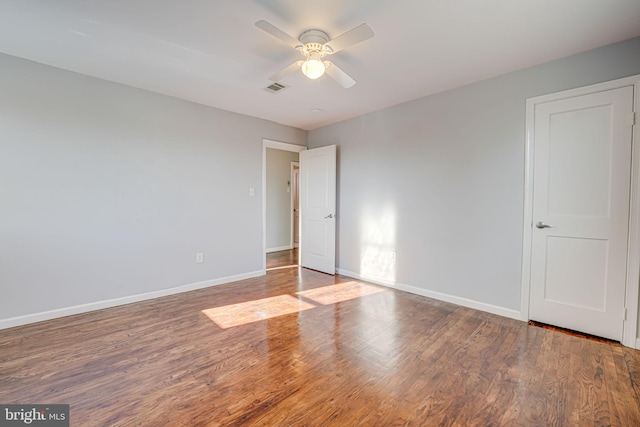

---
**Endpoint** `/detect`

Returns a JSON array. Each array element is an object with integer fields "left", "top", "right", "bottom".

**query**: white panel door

[
  {"left": 529, "top": 86, "right": 634, "bottom": 340},
  {"left": 300, "top": 145, "right": 336, "bottom": 275}
]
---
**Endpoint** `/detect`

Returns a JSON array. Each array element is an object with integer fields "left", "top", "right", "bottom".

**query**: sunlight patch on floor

[
  {"left": 202, "top": 295, "right": 316, "bottom": 329},
  {"left": 296, "top": 281, "right": 387, "bottom": 305}
]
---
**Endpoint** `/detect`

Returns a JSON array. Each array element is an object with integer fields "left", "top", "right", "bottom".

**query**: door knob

[
  {"left": 324, "top": 213, "right": 333, "bottom": 219},
  {"left": 535, "top": 221, "right": 555, "bottom": 229}
]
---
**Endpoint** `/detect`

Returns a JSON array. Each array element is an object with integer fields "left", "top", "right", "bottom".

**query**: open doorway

[
  {"left": 265, "top": 148, "right": 299, "bottom": 253},
  {"left": 264, "top": 162, "right": 301, "bottom": 271},
  {"left": 262, "top": 139, "right": 306, "bottom": 272}
]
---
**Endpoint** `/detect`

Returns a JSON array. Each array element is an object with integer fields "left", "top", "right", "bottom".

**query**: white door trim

[
  {"left": 262, "top": 139, "right": 306, "bottom": 272},
  {"left": 290, "top": 161, "right": 299, "bottom": 249},
  {"left": 520, "top": 74, "right": 640, "bottom": 348}
]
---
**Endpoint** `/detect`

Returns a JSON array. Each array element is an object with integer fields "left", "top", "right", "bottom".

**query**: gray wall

[
  {"left": 265, "top": 148, "right": 299, "bottom": 251},
  {"left": 308, "top": 37, "right": 640, "bottom": 314},
  {"left": 0, "top": 53, "right": 306, "bottom": 322}
]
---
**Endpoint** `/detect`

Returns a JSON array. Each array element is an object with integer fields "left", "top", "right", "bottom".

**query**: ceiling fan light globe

[{"left": 302, "top": 58, "right": 325, "bottom": 79}]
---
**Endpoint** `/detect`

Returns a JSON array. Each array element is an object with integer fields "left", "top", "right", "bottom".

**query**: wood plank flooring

[
  {"left": 266, "top": 248, "right": 298, "bottom": 270},
  {"left": 1, "top": 249, "right": 639, "bottom": 426}
]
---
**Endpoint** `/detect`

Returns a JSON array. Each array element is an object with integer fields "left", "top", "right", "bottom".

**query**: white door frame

[
  {"left": 262, "top": 139, "right": 306, "bottom": 271},
  {"left": 290, "top": 161, "right": 300, "bottom": 249},
  {"left": 520, "top": 74, "right": 640, "bottom": 348}
]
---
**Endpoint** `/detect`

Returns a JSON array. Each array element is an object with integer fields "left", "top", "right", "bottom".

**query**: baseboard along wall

[
  {"left": 265, "top": 245, "right": 292, "bottom": 253},
  {"left": 0, "top": 270, "right": 264, "bottom": 330},
  {"left": 336, "top": 268, "right": 522, "bottom": 321}
]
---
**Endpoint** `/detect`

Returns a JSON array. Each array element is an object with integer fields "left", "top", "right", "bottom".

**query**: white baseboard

[
  {"left": 337, "top": 268, "right": 522, "bottom": 321},
  {"left": 636, "top": 337, "right": 640, "bottom": 350},
  {"left": 266, "top": 245, "right": 292, "bottom": 253},
  {"left": 0, "top": 270, "right": 265, "bottom": 331}
]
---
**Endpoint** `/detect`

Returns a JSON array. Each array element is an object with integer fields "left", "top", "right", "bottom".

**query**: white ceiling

[{"left": 1, "top": 1, "right": 639, "bottom": 130}]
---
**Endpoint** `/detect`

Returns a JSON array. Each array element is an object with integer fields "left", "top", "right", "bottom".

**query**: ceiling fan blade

[
  {"left": 324, "top": 61, "right": 356, "bottom": 88},
  {"left": 324, "top": 23, "right": 374, "bottom": 53},
  {"left": 269, "top": 61, "right": 302, "bottom": 82},
  {"left": 255, "top": 20, "right": 302, "bottom": 50}
]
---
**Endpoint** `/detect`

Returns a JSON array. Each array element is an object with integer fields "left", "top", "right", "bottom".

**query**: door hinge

[
  {"left": 623, "top": 307, "right": 627, "bottom": 321},
  {"left": 631, "top": 112, "right": 637, "bottom": 126}
]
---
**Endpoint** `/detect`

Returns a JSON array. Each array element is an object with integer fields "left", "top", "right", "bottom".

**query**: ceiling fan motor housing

[{"left": 298, "top": 29, "right": 333, "bottom": 55}]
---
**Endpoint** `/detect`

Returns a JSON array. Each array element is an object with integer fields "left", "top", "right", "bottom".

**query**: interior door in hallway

[
  {"left": 300, "top": 145, "right": 336, "bottom": 275},
  {"left": 528, "top": 86, "right": 634, "bottom": 341},
  {"left": 292, "top": 163, "right": 300, "bottom": 248}
]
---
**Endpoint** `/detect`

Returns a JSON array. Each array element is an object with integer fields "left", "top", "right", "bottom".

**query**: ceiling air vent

[{"left": 264, "top": 82, "right": 287, "bottom": 94}]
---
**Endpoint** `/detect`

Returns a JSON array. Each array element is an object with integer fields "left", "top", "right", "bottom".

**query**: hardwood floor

[
  {"left": 1, "top": 252, "right": 639, "bottom": 426},
  {"left": 266, "top": 248, "right": 298, "bottom": 270}
]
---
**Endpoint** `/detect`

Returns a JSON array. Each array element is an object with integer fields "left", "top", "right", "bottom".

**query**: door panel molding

[{"left": 521, "top": 74, "right": 640, "bottom": 348}]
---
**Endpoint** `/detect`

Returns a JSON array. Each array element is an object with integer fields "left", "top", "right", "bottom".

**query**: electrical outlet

[
  {"left": 249, "top": 187, "right": 255, "bottom": 196},
  {"left": 390, "top": 251, "right": 396, "bottom": 261},
  {"left": 196, "top": 253, "right": 204, "bottom": 263}
]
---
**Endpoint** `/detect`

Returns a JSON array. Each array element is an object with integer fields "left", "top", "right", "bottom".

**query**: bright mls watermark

[{"left": 0, "top": 405, "right": 68, "bottom": 426}]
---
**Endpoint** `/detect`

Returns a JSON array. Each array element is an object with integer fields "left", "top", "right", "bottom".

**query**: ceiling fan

[{"left": 255, "top": 20, "right": 374, "bottom": 89}]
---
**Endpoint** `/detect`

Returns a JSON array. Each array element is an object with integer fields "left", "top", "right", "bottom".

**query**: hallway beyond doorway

[{"left": 266, "top": 248, "right": 298, "bottom": 270}]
